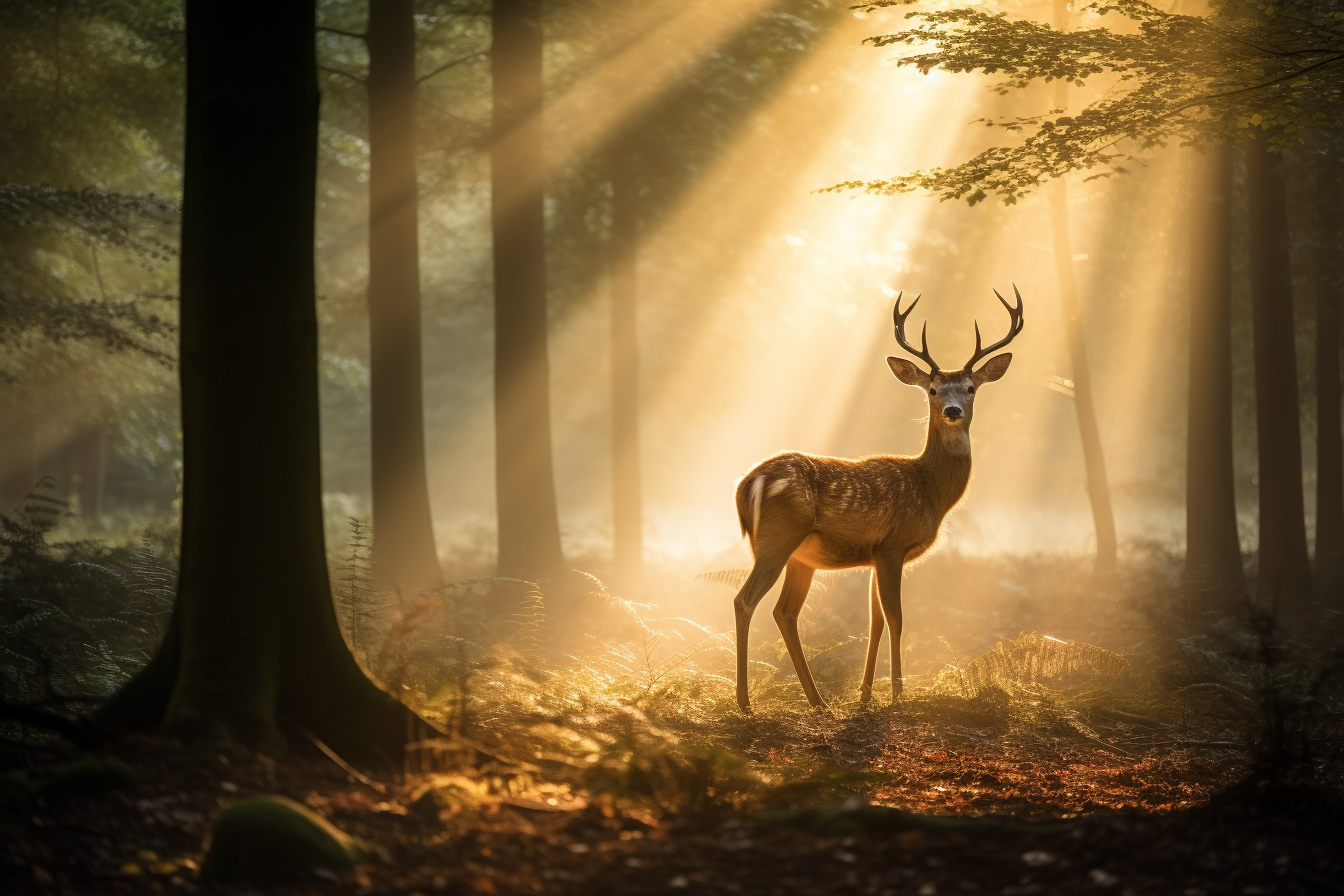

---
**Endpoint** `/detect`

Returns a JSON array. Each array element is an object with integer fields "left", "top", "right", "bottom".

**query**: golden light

[{"left": 425, "top": 2, "right": 1199, "bottom": 584}]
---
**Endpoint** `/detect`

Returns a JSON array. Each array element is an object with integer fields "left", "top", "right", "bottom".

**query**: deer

[{"left": 731, "top": 287, "right": 1024, "bottom": 712}]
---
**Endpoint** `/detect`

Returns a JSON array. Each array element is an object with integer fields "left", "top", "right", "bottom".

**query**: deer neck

[{"left": 916, "top": 422, "right": 973, "bottom": 513}]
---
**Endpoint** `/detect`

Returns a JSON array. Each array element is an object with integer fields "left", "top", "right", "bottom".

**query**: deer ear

[
  {"left": 973, "top": 353, "right": 1012, "bottom": 384},
  {"left": 887, "top": 356, "right": 930, "bottom": 387}
]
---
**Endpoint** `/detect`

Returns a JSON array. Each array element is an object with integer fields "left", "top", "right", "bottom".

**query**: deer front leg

[
  {"left": 873, "top": 549, "right": 906, "bottom": 703},
  {"left": 733, "top": 551, "right": 791, "bottom": 713},
  {"left": 860, "top": 569, "right": 884, "bottom": 704},
  {"left": 772, "top": 559, "right": 826, "bottom": 709}
]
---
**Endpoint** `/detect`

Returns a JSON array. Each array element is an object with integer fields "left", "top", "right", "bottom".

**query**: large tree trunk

[
  {"left": 491, "top": 0, "right": 564, "bottom": 580},
  {"left": 1246, "top": 134, "right": 1312, "bottom": 603},
  {"left": 610, "top": 148, "right": 642, "bottom": 581},
  {"left": 366, "top": 0, "right": 441, "bottom": 591},
  {"left": 1185, "top": 143, "right": 1245, "bottom": 600},
  {"left": 1314, "top": 146, "right": 1343, "bottom": 581},
  {"left": 98, "top": 0, "right": 413, "bottom": 763},
  {"left": 1050, "top": 0, "right": 1116, "bottom": 575}
]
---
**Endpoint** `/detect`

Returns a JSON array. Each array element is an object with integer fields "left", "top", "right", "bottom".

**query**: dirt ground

[{"left": 4, "top": 712, "right": 1340, "bottom": 896}]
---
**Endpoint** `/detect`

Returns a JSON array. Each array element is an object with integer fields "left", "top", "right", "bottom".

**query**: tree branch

[
  {"left": 1180, "top": 52, "right": 1344, "bottom": 111},
  {"left": 416, "top": 51, "right": 487, "bottom": 84},
  {"left": 317, "top": 25, "right": 366, "bottom": 41},
  {"left": 319, "top": 64, "right": 367, "bottom": 85}
]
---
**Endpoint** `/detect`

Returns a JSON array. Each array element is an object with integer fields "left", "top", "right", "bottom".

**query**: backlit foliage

[{"left": 831, "top": 0, "right": 1344, "bottom": 203}]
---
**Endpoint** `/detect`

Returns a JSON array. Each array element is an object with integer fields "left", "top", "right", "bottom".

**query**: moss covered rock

[{"left": 200, "top": 795, "right": 367, "bottom": 882}]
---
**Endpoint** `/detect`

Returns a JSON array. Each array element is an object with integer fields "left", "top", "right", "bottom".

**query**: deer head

[{"left": 885, "top": 287, "right": 1024, "bottom": 430}]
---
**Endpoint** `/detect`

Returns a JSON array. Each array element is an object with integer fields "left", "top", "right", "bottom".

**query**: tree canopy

[{"left": 831, "top": 0, "right": 1344, "bottom": 204}]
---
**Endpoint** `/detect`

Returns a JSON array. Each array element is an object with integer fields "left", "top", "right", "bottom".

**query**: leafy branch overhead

[
  {"left": 830, "top": 0, "right": 1344, "bottom": 204},
  {"left": 0, "top": 186, "right": 179, "bottom": 379}
]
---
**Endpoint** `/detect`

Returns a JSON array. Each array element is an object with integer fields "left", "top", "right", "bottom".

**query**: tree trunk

[
  {"left": 1314, "top": 147, "right": 1343, "bottom": 581},
  {"left": 1050, "top": 1, "right": 1116, "bottom": 576},
  {"left": 367, "top": 0, "right": 441, "bottom": 591},
  {"left": 1246, "top": 134, "right": 1312, "bottom": 604},
  {"left": 491, "top": 0, "right": 564, "bottom": 580},
  {"left": 610, "top": 149, "right": 642, "bottom": 581},
  {"left": 1185, "top": 143, "right": 1245, "bottom": 600},
  {"left": 98, "top": 0, "right": 414, "bottom": 764},
  {"left": 76, "top": 428, "right": 106, "bottom": 526},
  {"left": 0, "top": 419, "right": 39, "bottom": 514},
  {"left": 1050, "top": 180, "right": 1118, "bottom": 575}
]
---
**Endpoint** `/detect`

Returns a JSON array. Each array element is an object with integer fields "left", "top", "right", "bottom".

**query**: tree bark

[
  {"left": 491, "top": 0, "right": 564, "bottom": 580},
  {"left": 610, "top": 149, "right": 642, "bottom": 581},
  {"left": 1050, "top": 1, "right": 1116, "bottom": 575},
  {"left": 1314, "top": 146, "right": 1343, "bottom": 580},
  {"left": 98, "top": 0, "right": 414, "bottom": 764},
  {"left": 1246, "top": 134, "right": 1312, "bottom": 603},
  {"left": 1185, "top": 143, "right": 1245, "bottom": 599},
  {"left": 367, "top": 0, "right": 441, "bottom": 591}
]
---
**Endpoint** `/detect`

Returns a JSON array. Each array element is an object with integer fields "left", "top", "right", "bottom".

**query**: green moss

[{"left": 200, "top": 795, "right": 368, "bottom": 883}]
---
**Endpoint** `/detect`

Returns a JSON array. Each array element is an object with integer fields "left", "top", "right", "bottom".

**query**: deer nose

[{"left": 943, "top": 406, "right": 964, "bottom": 421}]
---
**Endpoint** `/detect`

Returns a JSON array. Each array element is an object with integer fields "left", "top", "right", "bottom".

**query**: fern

[
  {"left": 336, "top": 518, "right": 381, "bottom": 658},
  {"left": 696, "top": 569, "right": 750, "bottom": 589},
  {"left": 509, "top": 581, "right": 546, "bottom": 662},
  {"left": 0, "top": 483, "right": 173, "bottom": 739},
  {"left": 696, "top": 566, "right": 863, "bottom": 595},
  {"left": 939, "top": 632, "right": 1131, "bottom": 698}
]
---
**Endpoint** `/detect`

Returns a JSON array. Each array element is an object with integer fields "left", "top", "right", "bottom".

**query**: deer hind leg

[
  {"left": 860, "top": 569, "right": 885, "bottom": 704},
  {"left": 874, "top": 549, "right": 906, "bottom": 702},
  {"left": 733, "top": 549, "right": 793, "bottom": 713},
  {"left": 772, "top": 559, "right": 826, "bottom": 709}
]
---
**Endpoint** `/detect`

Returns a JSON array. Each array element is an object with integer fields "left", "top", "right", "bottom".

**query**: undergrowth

[
  {"left": 4, "top": 505, "right": 1340, "bottom": 817},
  {"left": 0, "top": 479, "right": 175, "bottom": 746},
  {"left": 333, "top": 529, "right": 1337, "bottom": 818}
]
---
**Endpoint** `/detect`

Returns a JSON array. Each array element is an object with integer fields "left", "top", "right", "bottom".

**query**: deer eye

[
  {"left": 929, "top": 387, "right": 937, "bottom": 395},
  {"left": 967, "top": 385, "right": 975, "bottom": 394}
]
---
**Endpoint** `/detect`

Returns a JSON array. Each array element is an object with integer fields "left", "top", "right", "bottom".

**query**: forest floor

[
  {"left": 5, "top": 548, "right": 1343, "bottom": 893},
  {"left": 5, "top": 702, "right": 1341, "bottom": 896}
]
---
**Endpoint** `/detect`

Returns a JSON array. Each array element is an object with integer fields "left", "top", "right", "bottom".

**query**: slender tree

[
  {"left": 1048, "top": 0, "right": 1116, "bottom": 575},
  {"left": 99, "top": 0, "right": 413, "bottom": 761},
  {"left": 1314, "top": 142, "right": 1344, "bottom": 580},
  {"left": 609, "top": 144, "right": 642, "bottom": 580},
  {"left": 366, "top": 0, "right": 442, "bottom": 591},
  {"left": 491, "top": 0, "right": 564, "bottom": 579},
  {"left": 1246, "top": 134, "right": 1312, "bottom": 603},
  {"left": 1185, "top": 143, "right": 1245, "bottom": 598}
]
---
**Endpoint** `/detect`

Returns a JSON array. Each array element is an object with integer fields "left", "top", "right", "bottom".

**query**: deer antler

[
  {"left": 893, "top": 292, "right": 939, "bottom": 374},
  {"left": 964, "top": 284, "right": 1025, "bottom": 371}
]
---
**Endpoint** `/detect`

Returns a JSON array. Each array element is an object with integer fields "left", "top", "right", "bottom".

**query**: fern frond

[{"left": 696, "top": 569, "right": 751, "bottom": 589}]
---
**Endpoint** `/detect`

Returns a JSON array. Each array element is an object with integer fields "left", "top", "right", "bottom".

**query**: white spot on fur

[
  {"left": 767, "top": 478, "right": 790, "bottom": 498},
  {"left": 750, "top": 475, "right": 765, "bottom": 537}
]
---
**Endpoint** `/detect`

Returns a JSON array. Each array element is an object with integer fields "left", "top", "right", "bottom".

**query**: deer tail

[{"left": 737, "top": 474, "right": 766, "bottom": 539}]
